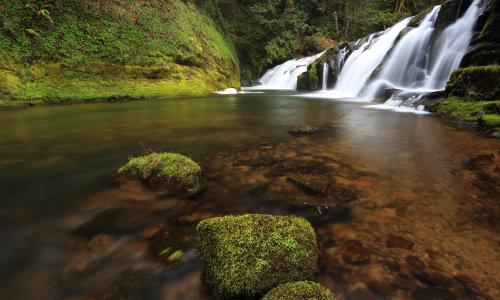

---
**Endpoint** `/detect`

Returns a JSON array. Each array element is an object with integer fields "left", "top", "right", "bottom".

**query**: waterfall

[
  {"left": 362, "top": 0, "right": 479, "bottom": 109},
  {"left": 251, "top": 0, "right": 480, "bottom": 112},
  {"left": 332, "top": 17, "right": 412, "bottom": 97},
  {"left": 255, "top": 52, "right": 324, "bottom": 89},
  {"left": 322, "top": 62, "right": 328, "bottom": 91}
]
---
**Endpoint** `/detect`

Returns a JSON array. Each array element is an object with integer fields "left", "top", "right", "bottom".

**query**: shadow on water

[{"left": 0, "top": 91, "right": 499, "bottom": 299}]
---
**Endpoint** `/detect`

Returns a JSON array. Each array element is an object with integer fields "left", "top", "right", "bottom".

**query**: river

[{"left": 0, "top": 91, "right": 499, "bottom": 299}]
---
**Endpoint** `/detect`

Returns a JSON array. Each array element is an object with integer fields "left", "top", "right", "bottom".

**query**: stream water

[{"left": 0, "top": 92, "right": 499, "bottom": 299}]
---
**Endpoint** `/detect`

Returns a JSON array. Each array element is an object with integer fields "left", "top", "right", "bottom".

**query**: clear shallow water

[{"left": 0, "top": 91, "right": 499, "bottom": 299}]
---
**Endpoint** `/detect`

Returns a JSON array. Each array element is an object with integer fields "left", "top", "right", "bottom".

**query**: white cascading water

[
  {"left": 322, "top": 62, "right": 328, "bottom": 91},
  {"left": 363, "top": 6, "right": 441, "bottom": 96},
  {"left": 363, "top": 0, "right": 479, "bottom": 110},
  {"left": 331, "top": 17, "right": 412, "bottom": 97},
  {"left": 424, "top": 0, "right": 479, "bottom": 90},
  {"left": 251, "top": 0, "right": 480, "bottom": 112},
  {"left": 256, "top": 52, "right": 324, "bottom": 89}
]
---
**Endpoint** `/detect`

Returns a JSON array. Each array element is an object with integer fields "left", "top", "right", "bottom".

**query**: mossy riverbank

[{"left": 0, "top": 0, "right": 240, "bottom": 107}]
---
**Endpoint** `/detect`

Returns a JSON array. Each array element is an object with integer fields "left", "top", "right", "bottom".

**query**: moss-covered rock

[
  {"left": 445, "top": 65, "right": 500, "bottom": 100},
  {"left": 479, "top": 114, "right": 500, "bottom": 129},
  {"left": 117, "top": 152, "right": 202, "bottom": 192},
  {"left": 197, "top": 214, "right": 318, "bottom": 299},
  {"left": 427, "top": 97, "right": 499, "bottom": 122},
  {"left": 262, "top": 281, "right": 337, "bottom": 300},
  {"left": 297, "top": 63, "right": 320, "bottom": 91}
]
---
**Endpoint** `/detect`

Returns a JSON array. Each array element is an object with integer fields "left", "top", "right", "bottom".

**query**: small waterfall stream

[{"left": 322, "top": 62, "right": 328, "bottom": 91}]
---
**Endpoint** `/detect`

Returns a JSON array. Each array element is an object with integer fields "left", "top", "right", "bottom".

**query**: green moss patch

[
  {"left": 117, "top": 152, "right": 202, "bottom": 191},
  {"left": 445, "top": 66, "right": 500, "bottom": 100},
  {"left": 197, "top": 214, "right": 318, "bottom": 299},
  {"left": 427, "top": 97, "right": 500, "bottom": 122},
  {"left": 263, "top": 281, "right": 337, "bottom": 300},
  {"left": 479, "top": 114, "right": 500, "bottom": 129}
]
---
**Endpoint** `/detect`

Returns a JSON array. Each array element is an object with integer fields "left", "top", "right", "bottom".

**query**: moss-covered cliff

[{"left": 0, "top": 0, "right": 240, "bottom": 106}]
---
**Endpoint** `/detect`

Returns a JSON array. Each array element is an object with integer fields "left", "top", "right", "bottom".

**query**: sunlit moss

[
  {"left": 117, "top": 152, "right": 201, "bottom": 191},
  {"left": 263, "top": 281, "right": 337, "bottom": 300},
  {"left": 197, "top": 214, "right": 318, "bottom": 299}
]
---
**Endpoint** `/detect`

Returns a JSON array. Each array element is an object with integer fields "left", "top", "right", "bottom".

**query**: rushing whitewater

[
  {"left": 332, "top": 17, "right": 412, "bottom": 97},
  {"left": 363, "top": 0, "right": 480, "bottom": 109},
  {"left": 256, "top": 52, "right": 324, "bottom": 89}
]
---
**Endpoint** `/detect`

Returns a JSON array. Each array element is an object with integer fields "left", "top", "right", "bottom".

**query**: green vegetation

[
  {"left": 479, "top": 114, "right": 500, "bottom": 129},
  {"left": 117, "top": 152, "right": 202, "bottom": 191},
  {"left": 207, "top": 0, "right": 445, "bottom": 80},
  {"left": 197, "top": 214, "right": 318, "bottom": 299},
  {"left": 263, "top": 281, "right": 337, "bottom": 300},
  {"left": 0, "top": 0, "right": 239, "bottom": 106}
]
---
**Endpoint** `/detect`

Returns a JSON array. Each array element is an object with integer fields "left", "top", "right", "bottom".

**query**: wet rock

[
  {"left": 178, "top": 212, "right": 217, "bottom": 225},
  {"left": 405, "top": 255, "right": 425, "bottom": 270},
  {"left": 342, "top": 240, "right": 370, "bottom": 264},
  {"left": 287, "top": 125, "right": 318, "bottom": 134},
  {"left": 411, "top": 287, "right": 457, "bottom": 300},
  {"left": 149, "top": 225, "right": 198, "bottom": 267},
  {"left": 356, "top": 180, "right": 377, "bottom": 188},
  {"left": 339, "top": 267, "right": 363, "bottom": 284},
  {"left": 368, "top": 280, "right": 397, "bottom": 296},
  {"left": 426, "top": 248, "right": 444, "bottom": 260},
  {"left": 87, "top": 234, "right": 116, "bottom": 252},
  {"left": 287, "top": 174, "right": 330, "bottom": 195},
  {"left": 359, "top": 200, "right": 378, "bottom": 210},
  {"left": 60, "top": 253, "right": 104, "bottom": 283},
  {"left": 337, "top": 164, "right": 360, "bottom": 180},
  {"left": 386, "top": 234, "right": 414, "bottom": 250},
  {"left": 385, "top": 259, "right": 401, "bottom": 272},
  {"left": 288, "top": 200, "right": 351, "bottom": 224},
  {"left": 326, "top": 256, "right": 343, "bottom": 276},
  {"left": 99, "top": 273, "right": 161, "bottom": 300},
  {"left": 412, "top": 270, "right": 453, "bottom": 287},
  {"left": 328, "top": 186, "right": 358, "bottom": 202},
  {"left": 348, "top": 287, "right": 381, "bottom": 300},
  {"left": 454, "top": 274, "right": 473, "bottom": 283},
  {"left": 76, "top": 209, "right": 123, "bottom": 238},
  {"left": 395, "top": 205, "right": 408, "bottom": 217},
  {"left": 141, "top": 224, "right": 165, "bottom": 240},
  {"left": 392, "top": 274, "right": 413, "bottom": 290},
  {"left": 272, "top": 161, "right": 334, "bottom": 177}
]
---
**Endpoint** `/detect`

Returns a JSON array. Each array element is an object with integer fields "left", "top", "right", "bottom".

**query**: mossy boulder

[
  {"left": 263, "top": 281, "right": 336, "bottom": 300},
  {"left": 117, "top": 152, "right": 202, "bottom": 192},
  {"left": 197, "top": 214, "right": 319, "bottom": 299},
  {"left": 296, "top": 63, "right": 319, "bottom": 91},
  {"left": 479, "top": 114, "right": 500, "bottom": 129},
  {"left": 445, "top": 66, "right": 500, "bottom": 100}
]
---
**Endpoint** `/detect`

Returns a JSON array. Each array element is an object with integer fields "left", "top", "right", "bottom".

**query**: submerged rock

[
  {"left": 342, "top": 240, "right": 371, "bottom": 264},
  {"left": 386, "top": 234, "right": 415, "bottom": 250},
  {"left": 288, "top": 200, "right": 351, "bottom": 224},
  {"left": 117, "top": 152, "right": 202, "bottom": 193},
  {"left": 287, "top": 125, "right": 319, "bottom": 134},
  {"left": 287, "top": 174, "right": 330, "bottom": 195},
  {"left": 76, "top": 209, "right": 123, "bottom": 238},
  {"left": 263, "top": 281, "right": 337, "bottom": 300},
  {"left": 197, "top": 214, "right": 318, "bottom": 299}
]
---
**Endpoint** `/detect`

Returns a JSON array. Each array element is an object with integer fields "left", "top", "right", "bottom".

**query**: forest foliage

[{"left": 0, "top": 0, "right": 446, "bottom": 82}]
